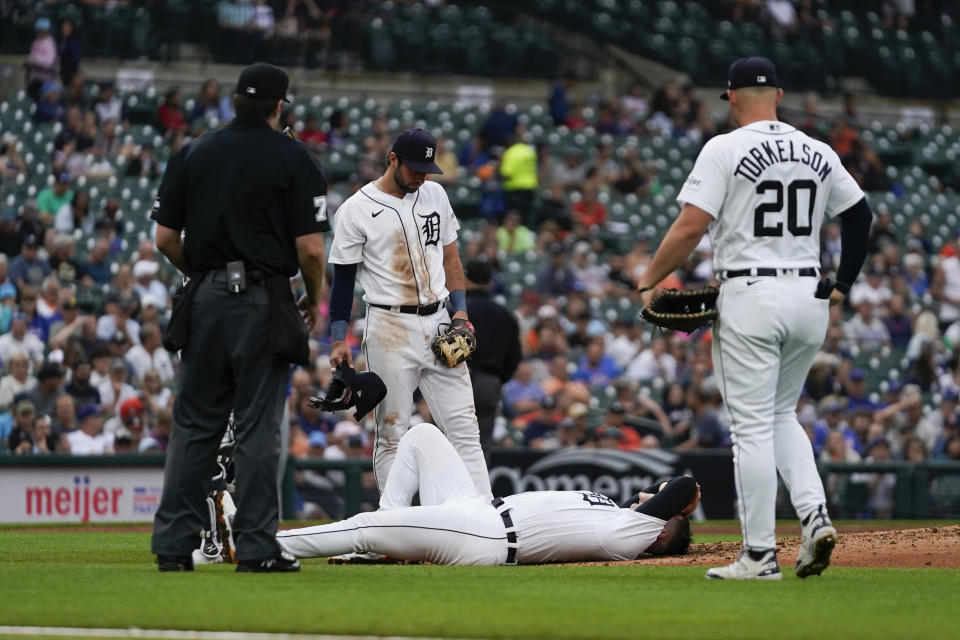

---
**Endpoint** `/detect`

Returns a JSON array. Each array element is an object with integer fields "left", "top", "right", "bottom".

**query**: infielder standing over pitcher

[
  {"left": 637, "top": 57, "right": 872, "bottom": 579},
  {"left": 327, "top": 128, "right": 492, "bottom": 500}
]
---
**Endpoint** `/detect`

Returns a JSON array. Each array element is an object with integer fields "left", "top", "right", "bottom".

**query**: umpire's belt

[
  {"left": 492, "top": 497, "right": 518, "bottom": 565},
  {"left": 369, "top": 299, "right": 444, "bottom": 315},
  {"left": 720, "top": 267, "right": 818, "bottom": 280},
  {"left": 206, "top": 268, "right": 267, "bottom": 285}
]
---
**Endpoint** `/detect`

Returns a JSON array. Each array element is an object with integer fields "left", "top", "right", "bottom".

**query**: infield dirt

[{"left": 636, "top": 524, "right": 960, "bottom": 568}]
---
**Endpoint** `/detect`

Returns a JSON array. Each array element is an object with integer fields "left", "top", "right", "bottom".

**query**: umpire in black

[
  {"left": 464, "top": 258, "right": 521, "bottom": 450},
  {"left": 151, "top": 63, "right": 329, "bottom": 572}
]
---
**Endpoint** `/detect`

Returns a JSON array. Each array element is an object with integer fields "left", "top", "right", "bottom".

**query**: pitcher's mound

[{"left": 637, "top": 525, "right": 960, "bottom": 568}]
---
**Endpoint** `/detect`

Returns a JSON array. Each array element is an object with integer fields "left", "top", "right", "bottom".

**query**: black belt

[
  {"left": 206, "top": 267, "right": 268, "bottom": 284},
  {"left": 369, "top": 300, "right": 444, "bottom": 315},
  {"left": 722, "top": 267, "right": 818, "bottom": 279},
  {"left": 492, "top": 497, "right": 518, "bottom": 565}
]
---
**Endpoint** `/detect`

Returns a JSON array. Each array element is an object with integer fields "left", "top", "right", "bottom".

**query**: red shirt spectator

[
  {"left": 299, "top": 115, "right": 327, "bottom": 147},
  {"left": 158, "top": 88, "right": 188, "bottom": 134},
  {"left": 571, "top": 187, "right": 607, "bottom": 227}
]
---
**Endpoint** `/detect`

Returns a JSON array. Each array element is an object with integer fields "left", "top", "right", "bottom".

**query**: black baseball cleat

[
  {"left": 157, "top": 554, "right": 194, "bottom": 572},
  {"left": 236, "top": 551, "right": 301, "bottom": 573}
]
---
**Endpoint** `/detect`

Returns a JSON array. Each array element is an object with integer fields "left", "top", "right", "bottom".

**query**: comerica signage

[{"left": 488, "top": 448, "right": 736, "bottom": 519}]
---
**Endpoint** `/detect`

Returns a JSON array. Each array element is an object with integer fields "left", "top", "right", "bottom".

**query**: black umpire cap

[
  {"left": 391, "top": 128, "right": 443, "bottom": 174},
  {"left": 235, "top": 62, "right": 290, "bottom": 103},
  {"left": 720, "top": 56, "right": 779, "bottom": 100}
]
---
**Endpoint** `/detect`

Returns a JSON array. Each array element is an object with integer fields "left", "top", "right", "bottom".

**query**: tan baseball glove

[{"left": 432, "top": 318, "right": 477, "bottom": 367}]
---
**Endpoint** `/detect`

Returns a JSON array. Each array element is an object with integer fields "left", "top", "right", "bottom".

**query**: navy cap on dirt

[
  {"left": 720, "top": 57, "right": 779, "bottom": 100},
  {"left": 391, "top": 128, "right": 443, "bottom": 174},
  {"left": 235, "top": 62, "right": 290, "bottom": 103}
]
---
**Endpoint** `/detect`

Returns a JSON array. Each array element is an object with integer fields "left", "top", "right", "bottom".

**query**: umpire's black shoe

[
  {"left": 157, "top": 554, "right": 194, "bottom": 572},
  {"left": 236, "top": 551, "right": 301, "bottom": 573}
]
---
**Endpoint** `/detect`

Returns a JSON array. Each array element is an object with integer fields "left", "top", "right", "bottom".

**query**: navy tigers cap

[
  {"left": 391, "top": 128, "right": 443, "bottom": 174},
  {"left": 235, "top": 62, "right": 290, "bottom": 103},
  {"left": 720, "top": 56, "right": 779, "bottom": 100}
]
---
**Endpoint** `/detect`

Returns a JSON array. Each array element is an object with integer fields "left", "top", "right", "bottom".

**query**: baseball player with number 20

[
  {"left": 327, "top": 128, "right": 492, "bottom": 501},
  {"left": 638, "top": 57, "right": 873, "bottom": 580}
]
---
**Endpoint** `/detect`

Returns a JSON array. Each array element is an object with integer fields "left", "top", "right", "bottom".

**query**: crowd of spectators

[
  {"left": 727, "top": 0, "right": 957, "bottom": 38},
  {"left": 3, "top": 9, "right": 960, "bottom": 522}
]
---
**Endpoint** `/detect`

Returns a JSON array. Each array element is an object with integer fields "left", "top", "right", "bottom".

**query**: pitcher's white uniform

[
  {"left": 328, "top": 180, "right": 492, "bottom": 500},
  {"left": 677, "top": 120, "right": 863, "bottom": 550},
  {"left": 278, "top": 424, "right": 667, "bottom": 565}
]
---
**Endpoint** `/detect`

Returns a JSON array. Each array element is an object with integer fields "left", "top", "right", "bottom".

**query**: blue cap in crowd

[
  {"left": 34, "top": 17, "right": 51, "bottom": 31},
  {"left": 77, "top": 404, "right": 101, "bottom": 422},
  {"left": 0, "top": 282, "right": 16, "bottom": 299},
  {"left": 849, "top": 368, "right": 866, "bottom": 382}
]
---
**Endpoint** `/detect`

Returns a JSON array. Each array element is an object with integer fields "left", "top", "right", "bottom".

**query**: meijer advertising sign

[{"left": 0, "top": 468, "right": 164, "bottom": 523}]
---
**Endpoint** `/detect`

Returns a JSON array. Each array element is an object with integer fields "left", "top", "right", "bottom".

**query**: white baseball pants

[
  {"left": 363, "top": 305, "right": 492, "bottom": 500},
  {"left": 712, "top": 275, "right": 830, "bottom": 550},
  {"left": 277, "top": 423, "right": 508, "bottom": 565}
]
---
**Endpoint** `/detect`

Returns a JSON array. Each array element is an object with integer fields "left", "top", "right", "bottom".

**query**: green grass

[{"left": 0, "top": 530, "right": 957, "bottom": 640}]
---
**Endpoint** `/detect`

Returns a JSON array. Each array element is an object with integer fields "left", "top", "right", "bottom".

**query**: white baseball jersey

[
  {"left": 278, "top": 424, "right": 664, "bottom": 565},
  {"left": 503, "top": 491, "right": 666, "bottom": 563},
  {"left": 681, "top": 120, "right": 863, "bottom": 554},
  {"left": 328, "top": 180, "right": 459, "bottom": 306},
  {"left": 677, "top": 120, "right": 864, "bottom": 272}
]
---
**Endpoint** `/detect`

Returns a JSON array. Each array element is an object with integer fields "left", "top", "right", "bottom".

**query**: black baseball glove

[
  {"left": 309, "top": 362, "right": 387, "bottom": 420},
  {"left": 640, "top": 286, "right": 719, "bottom": 333},
  {"left": 432, "top": 318, "right": 477, "bottom": 367},
  {"left": 310, "top": 365, "right": 354, "bottom": 412}
]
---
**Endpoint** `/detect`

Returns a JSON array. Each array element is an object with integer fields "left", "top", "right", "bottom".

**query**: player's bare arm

[
  {"left": 155, "top": 224, "right": 191, "bottom": 277},
  {"left": 637, "top": 204, "right": 713, "bottom": 308},
  {"left": 296, "top": 232, "right": 327, "bottom": 332},
  {"left": 442, "top": 241, "right": 469, "bottom": 321}
]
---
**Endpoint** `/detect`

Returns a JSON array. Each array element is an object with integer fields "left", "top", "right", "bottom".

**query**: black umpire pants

[
  {"left": 151, "top": 272, "right": 288, "bottom": 561},
  {"left": 469, "top": 368, "right": 502, "bottom": 451}
]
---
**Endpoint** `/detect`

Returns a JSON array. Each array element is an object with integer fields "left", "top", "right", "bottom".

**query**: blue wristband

[
  {"left": 450, "top": 289, "right": 466, "bottom": 314},
  {"left": 330, "top": 320, "right": 348, "bottom": 343}
]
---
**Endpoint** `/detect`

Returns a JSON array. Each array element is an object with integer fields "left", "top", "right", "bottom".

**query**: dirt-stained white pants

[
  {"left": 277, "top": 423, "right": 507, "bottom": 565},
  {"left": 712, "top": 274, "right": 830, "bottom": 550},
  {"left": 363, "top": 305, "right": 492, "bottom": 501}
]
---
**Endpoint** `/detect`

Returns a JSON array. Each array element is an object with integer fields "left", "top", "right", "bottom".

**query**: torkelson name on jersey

[{"left": 733, "top": 140, "right": 833, "bottom": 184}]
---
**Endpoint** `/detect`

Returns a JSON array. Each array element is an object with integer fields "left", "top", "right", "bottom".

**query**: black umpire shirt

[
  {"left": 465, "top": 289, "right": 521, "bottom": 382},
  {"left": 151, "top": 117, "right": 330, "bottom": 274}
]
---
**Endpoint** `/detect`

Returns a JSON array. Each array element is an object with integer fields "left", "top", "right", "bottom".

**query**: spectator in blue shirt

[
  {"left": 8, "top": 235, "right": 51, "bottom": 290},
  {"left": 502, "top": 360, "right": 544, "bottom": 419},
  {"left": 572, "top": 337, "right": 622, "bottom": 387},
  {"left": 845, "top": 368, "right": 877, "bottom": 412},
  {"left": 548, "top": 76, "right": 573, "bottom": 126},
  {"left": 17, "top": 286, "right": 51, "bottom": 345},
  {"left": 81, "top": 238, "right": 112, "bottom": 285},
  {"left": 536, "top": 244, "right": 577, "bottom": 296},
  {"left": 522, "top": 396, "right": 561, "bottom": 448},
  {"left": 882, "top": 294, "right": 912, "bottom": 349}
]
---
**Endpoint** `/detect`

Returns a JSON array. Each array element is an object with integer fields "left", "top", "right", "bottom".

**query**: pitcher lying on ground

[{"left": 277, "top": 423, "right": 698, "bottom": 565}]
